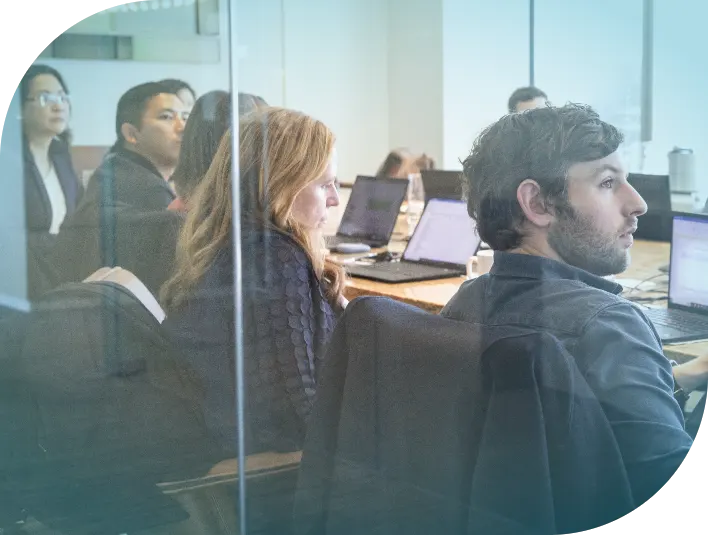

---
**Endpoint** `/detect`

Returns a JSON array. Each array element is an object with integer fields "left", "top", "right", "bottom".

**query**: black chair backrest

[
  {"left": 3, "top": 281, "right": 220, "bottom": 534},
  {"left": 294, "top": 296, "right": 634, "bottom": 535}
]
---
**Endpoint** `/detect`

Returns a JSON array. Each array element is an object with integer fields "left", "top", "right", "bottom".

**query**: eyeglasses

[{"left": 26, "top": 92, "right": 71, "bottom": 108}]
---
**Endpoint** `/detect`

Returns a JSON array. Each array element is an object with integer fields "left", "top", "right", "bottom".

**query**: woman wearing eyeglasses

[{"left": 20, "top": 64, "right": 82, "bottom": 237}]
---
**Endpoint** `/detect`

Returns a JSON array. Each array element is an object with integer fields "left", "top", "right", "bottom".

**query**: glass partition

[{"left": 1, "top": 2, "right": 703, "bottom": 534}]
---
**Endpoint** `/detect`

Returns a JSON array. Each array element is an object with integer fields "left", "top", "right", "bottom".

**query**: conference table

[{"left": 328, "top": 211, "right": 706, "bottom": 364}]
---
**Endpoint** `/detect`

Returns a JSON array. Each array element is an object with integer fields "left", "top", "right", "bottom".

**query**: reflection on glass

[
  {"left": 2, "top": 3, "right": 241, "bottom": 533},
  {"left": 2, "top": 1, "right": 707, "bottom": 534}
]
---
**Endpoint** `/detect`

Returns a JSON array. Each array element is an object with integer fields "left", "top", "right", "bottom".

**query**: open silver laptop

[
  {"left": 642, "top": 212, "right": 708, "bottom": 343},
  {"left": 345, "top": 199, "right": 480, "bottom": 283}
]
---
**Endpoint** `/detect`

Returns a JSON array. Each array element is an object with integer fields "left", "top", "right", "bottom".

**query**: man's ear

[
  {"left": 120, "top": 123, "right": 139, "bottom": 146},
  {"left": 516, "top": 179, "right": 556, "bottom": 229}
]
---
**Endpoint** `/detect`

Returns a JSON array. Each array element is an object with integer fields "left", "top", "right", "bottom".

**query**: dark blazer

[
  {"left": 37, "top": 148, "right": 177, "bottom": 297},
  {"left": 76, "top": 147, "right": 175, "bottom": 213},
  {"left": 23, "top": 138, "right": 83, "bottom": 299},
  {"left": 23, "top": 138, "right": 82, "bottom": 232}
]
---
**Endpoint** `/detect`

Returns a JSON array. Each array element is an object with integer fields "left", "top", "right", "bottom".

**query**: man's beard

[{"left": 547, "top": 204, "right": 629, "bottom": 276}]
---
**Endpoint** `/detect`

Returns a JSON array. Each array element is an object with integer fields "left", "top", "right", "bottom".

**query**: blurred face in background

[
  {"left": 515, "top": 96, "right": 547, "bottom": 112},
  {"left": 23, "top": 74, "right": 70, "bottom": 140}
]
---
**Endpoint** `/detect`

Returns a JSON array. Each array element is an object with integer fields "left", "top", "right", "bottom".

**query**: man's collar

[
  {"left": 113, "top": 146, "right": 165, "bottom": 180},
  {"left": 490, "top": 251, "right": 624, "bottom": 295}
]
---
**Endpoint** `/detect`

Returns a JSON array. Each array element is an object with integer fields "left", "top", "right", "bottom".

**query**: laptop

[
  {"left": 420, "top": 170, "right": 463, "bottom": 202},
  {"left": 628, "top": 173, "right": 672, "bottom": 242},
  {"left": 642, "top": 212, "right": 708, "bottom": 343},
  {"left": 346, "top": 198, "right": 480, "bottom": 283},
  {"left": 325, "top": 175, "right": 408, "bottom": 248}
]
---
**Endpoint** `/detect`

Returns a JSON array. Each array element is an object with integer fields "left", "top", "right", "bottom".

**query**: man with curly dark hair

[{"left": 442, "top": 103, "right": 697, "bottom": 507}]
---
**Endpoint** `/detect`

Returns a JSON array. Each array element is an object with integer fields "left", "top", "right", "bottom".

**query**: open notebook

[{"left": 84, "top": 266, "right": 166, "bottom": 324}]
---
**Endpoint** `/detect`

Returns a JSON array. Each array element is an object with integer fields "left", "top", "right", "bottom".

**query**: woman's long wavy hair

[{"left": 161, "top": 107, "right": 346, "bottom": 310}]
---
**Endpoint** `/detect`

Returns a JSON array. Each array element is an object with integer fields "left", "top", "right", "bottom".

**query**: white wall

[
  {"left": 43, "top": 0, "right": 231, "bottom": 147},
  {"left": 442, "top": 0, "right": 530, "bottom": 170},
  {"left": 241, "top": 0, "right": 391, "bottom": 184},
  {"left": 282, "top": 0, "right": 390, "bottom": 184},
  {"left": 534, "top": 0, "right": 644, "bottom": 170},
  {"left": 25, "top": 0, "right": 708, "bottom": 200},
  {"left": 644, "top": 0, "right": 708, "bottom": 202},
  {"left": 237, "top": 0, "right": 285, "bottom": 107},
  {"left": 39, "top": 0, "right": 390, "bottom": 186},
  {"left": 387, "top": 0, "right": 444, "bottom": 166},
  {"left": 384, "top": 0, "right": 530, "bottom": 173},
  {"left": 532, "top": 0, "right": 707, "bottom": 205},
  {"left": 44, "top": 57, "right": 231, "bottom": 146}
]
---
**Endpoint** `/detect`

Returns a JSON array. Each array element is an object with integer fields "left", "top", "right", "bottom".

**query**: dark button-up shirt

[{"left": 441, "top": 251, "right": 692, "bottom": 506}]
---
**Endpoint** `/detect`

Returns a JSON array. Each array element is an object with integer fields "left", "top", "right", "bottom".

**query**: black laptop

[
  {"left": 420, "top": 170, "right": 463, "bottom": 202},
  {"left": 628, "top": 173, "right": 672, "bottom": 242},
  {"left": 345, "top": 199, "right": 481, "bottom": 283},
  {"left": 325, "top": 176, "right": 408, "bottom": 248},
  {"left": 642, "top": 212, "right": 708, "bottom": 343}
]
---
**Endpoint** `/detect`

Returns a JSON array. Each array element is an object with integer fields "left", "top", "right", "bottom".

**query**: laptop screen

[
  {"left": 403, "top": 199, "right": 480, "bottom": 266},
  {"left": 669, "top": 214, "right": 708, "bottom": 311},
  {"left": 337, "top": 176, "right": 408, "bottom": 240},
  {"left": 420, "top": 170, "right": 463, "bottom": 201}
]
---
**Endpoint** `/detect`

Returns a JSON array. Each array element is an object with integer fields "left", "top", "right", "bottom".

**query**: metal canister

[{"left": 668, "top": 147, "right": 695, "bottom": 193}]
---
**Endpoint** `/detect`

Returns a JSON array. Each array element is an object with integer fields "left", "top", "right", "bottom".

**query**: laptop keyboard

[
  {"left": 367, "top": 262, "right": 457, "bottom": 277},
  {"left": 325, "top": 235, "right": 381, "bottom": 247},
  {"left": 644, "top": 308, "right": 708, "bottom": 333},
  {"left": 376, "top": 263, "right": 425, "bottom": 276}
]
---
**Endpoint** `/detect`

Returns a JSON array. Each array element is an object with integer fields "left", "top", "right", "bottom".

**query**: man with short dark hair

[
  {"left": 508, "top": 86, "right": 548, "bottom": 113},
  {"left": 110, "top": 82, "right": 188, "bottom": 206},
  {"left": 49, "top": 82, "right": 188, "bottom": 291},
  {"left": 442, "top": 104, "right": 697, "bottom": 507},
  {"left": 78, "top": 81, "right": 188, "bottom": 213}
]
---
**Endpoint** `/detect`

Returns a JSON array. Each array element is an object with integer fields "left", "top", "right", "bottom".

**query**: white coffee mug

[
  {"left": 476, "top": 250, "right": 494, "bottom": 274},
  {"left": 466, "top": 250, "right": 495, "bottom": 279}
]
